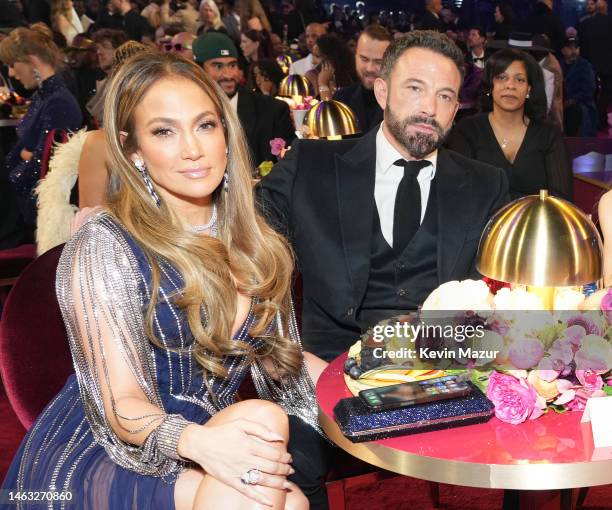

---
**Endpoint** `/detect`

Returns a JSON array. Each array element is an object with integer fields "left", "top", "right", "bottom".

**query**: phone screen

[{"left": 360, "top": 376, "right": 470, "bottom": 410}]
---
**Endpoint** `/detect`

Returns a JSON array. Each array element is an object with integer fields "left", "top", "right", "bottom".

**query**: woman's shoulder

[
  {"left": 599, "top": 190, "right": 612, "bottom": 218},
  {"left": 454, "top": 112, "right": 489, "bottom": 138},
  {"left": 528, "top": 118, "right": 564, "bottom": 142}
]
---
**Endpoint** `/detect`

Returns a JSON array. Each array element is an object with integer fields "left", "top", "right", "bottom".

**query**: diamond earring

[
  {"left": 133, "top": 159, "right": 161, "bottom": 207},
  {"left": 223, "top": 170, "right": 229, "bottom": 191},
  {"left": 32, "top": 68, "right": 42, "bottom": 87}
]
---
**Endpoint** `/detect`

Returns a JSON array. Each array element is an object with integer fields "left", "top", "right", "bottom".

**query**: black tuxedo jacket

[
  {"left": 236, "top": 86, "right": 296, "bottom": 167},
  {"left": 333, "top": 83, "right": 383, "bottom": 134},
  {"left": 257, "top": 128, "right": 509, "bottom": 360}
]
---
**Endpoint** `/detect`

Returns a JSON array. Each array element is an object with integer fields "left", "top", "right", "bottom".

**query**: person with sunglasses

[{"left": 168, "top": 31, "right": 196, "bottom": 61}]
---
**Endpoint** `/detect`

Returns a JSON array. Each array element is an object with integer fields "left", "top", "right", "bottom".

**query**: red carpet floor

[{"left": 1, "top": 380, "right": 611, "bottom": 509}]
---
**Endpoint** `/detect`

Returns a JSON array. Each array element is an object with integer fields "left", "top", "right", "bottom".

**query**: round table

[{"left": 317, "top": 354, "right": 612, "bottom": 509}]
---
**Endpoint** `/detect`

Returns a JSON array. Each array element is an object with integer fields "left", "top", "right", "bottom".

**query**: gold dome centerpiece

[
  {"left": 278, "top": 74, "right": 313, "bottom": 102},
  {"left": 275, "top": 54, "right": 292, "bottom": 75},
  {"left": 476, "top": 190, "right": 602, "bottom": 309},
  {"left": 304, "top": 99, "right": 360, "bottom": 140}
]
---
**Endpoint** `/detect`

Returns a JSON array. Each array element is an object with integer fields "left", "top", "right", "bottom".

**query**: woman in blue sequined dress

[
  {"left": 0, "top": 26, "right": 82, "bottom": 235},
  {"left": 2, "top": 52, "right": 325, "bottom": 509}
]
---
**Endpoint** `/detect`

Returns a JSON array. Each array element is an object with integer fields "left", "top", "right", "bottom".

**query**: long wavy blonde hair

[{"left": 103, "top": 52, "right": 301, "bottom": 378}]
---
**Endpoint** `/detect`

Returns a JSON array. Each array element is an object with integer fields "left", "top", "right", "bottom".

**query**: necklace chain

[{"left": 190, "top": 204, "right": 218, "bottom": 236}]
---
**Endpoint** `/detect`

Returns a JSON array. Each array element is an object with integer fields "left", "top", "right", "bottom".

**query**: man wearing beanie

[{"left": 193, "top": 32, "right": 296, "bottom": 167}]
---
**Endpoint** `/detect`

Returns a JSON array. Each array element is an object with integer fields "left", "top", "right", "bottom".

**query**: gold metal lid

[
  {"left": 278, "top": 74, "right": 313, "bottom": 97},
  {"left": 304, "top": 99, "right": 360, "bottom": 139},
  {"left": 476, "top": 190, "right": 602, "bottom": 287}
]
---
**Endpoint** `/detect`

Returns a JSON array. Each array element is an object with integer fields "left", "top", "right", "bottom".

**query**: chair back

[{"left": 0, "top": 244, "right": 73, "bottom": 429}]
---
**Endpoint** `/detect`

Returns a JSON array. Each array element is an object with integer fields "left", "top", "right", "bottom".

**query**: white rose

[{"left": 422, "top": 279, "right": 493, "bottom": 311}]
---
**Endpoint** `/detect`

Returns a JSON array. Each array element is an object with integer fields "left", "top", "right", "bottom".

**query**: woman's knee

[
  {"left": 237, "top": 399, "right": 289, "bottom": 436},
  {"left": 211, "top": 399, "right": 289, "bottom": 438}
]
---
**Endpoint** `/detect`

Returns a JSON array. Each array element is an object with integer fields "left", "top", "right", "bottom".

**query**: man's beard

[
  {"left": 358, "top": 70, "right": 378, "bottom": 90},
  {"left": 219, "top": 78, "right": 237, "bottom": 98},
  {"left": 385, "top": 105, "right": 448, "bottom": 159}
]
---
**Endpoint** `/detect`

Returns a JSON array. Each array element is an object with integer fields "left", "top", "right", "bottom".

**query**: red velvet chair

[
  {"left": 0, "top": 244, "right": 73, "bottom": 429},
  {"left": 0, "top": 244, "right": 36, "bottom": 289}
]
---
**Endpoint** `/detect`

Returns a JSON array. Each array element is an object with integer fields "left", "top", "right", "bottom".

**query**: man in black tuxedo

[
  {"left": 193, "top": 32, "right": 296, "bottom": 166},
  {"left": 333, "top": 24, "right": 392, "bottom": 134},
  {"left": 259, "top": 31, "right": 509, "bottom": 362}
]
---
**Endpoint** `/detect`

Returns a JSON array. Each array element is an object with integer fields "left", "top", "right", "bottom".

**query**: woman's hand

[
  {"left": 318, "top": 60, "right": 334, "bottom": 89},
  {"left": 20, "top": 148, "right": 33, "bottom": 161},
  {"left": 181, "top": 421, "right": 294, "bottom": 506}
]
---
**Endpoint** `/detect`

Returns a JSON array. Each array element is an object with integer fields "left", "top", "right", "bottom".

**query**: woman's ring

[{"left": 240, "top": 468, "right": 262, "bottom": 485}]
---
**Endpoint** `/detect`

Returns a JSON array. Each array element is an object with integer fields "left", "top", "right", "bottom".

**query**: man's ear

[{"left": 373, "top": 77, "right": 388, "bottom": 111}]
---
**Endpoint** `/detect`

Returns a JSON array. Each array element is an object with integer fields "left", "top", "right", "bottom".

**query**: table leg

[{"left": 503, "top": 489, "right": 578, "bottom": 510}]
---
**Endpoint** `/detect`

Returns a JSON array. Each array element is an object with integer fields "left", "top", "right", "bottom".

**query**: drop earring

[
  {"left": 133, "top": 159, "right": 161, "bottom": 207},
  {"left": 224, "top": 146, "right": 229, "bottom": 190},
  {"left": 32, "top": 68, "right": 42, "bottom": 87}
]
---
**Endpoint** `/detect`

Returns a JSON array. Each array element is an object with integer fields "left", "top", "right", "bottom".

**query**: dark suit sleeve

[{"left": 256, "top": 140, "right": 302, "bottom": 237}]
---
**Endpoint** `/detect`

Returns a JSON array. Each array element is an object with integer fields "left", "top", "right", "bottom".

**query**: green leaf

[
  {"left": 549, "top": 404, "right": 568, "bottom": 414},
  {"left": 603, "top": 385, "right": 612, "bottom": 396}
]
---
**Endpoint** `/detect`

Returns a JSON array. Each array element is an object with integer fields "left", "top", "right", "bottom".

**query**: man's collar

[{"left": 376, "top": 123, "right": 437, "bottom": 177}]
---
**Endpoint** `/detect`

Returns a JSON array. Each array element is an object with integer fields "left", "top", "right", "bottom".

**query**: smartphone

[{"left": 358, "top": 375, "right": 471, "bottom": 411}]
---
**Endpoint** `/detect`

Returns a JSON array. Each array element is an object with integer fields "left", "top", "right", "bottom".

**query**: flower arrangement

[
  {"left": 257, "top": 138, "right": 289, "bottom": 178},
  {"left": 275, "top": 95, "right": 318, "bottom": 111},
  {"left": 420, "top": 280, "right": 612, "bottom": 424}
]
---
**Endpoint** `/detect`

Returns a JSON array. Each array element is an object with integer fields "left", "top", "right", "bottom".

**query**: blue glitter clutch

[{"left": 333, "top": 382, "right": 494, "bottom": 443}]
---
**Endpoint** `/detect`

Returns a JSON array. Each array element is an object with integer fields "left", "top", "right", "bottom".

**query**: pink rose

[
  {"left": 487, "top": 371, "right": 539, "bottom": 424},
  {"left": 269, "top": 138, "right": 286, "bottom": 156}
]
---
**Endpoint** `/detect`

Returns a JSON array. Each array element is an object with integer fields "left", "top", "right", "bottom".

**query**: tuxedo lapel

[
  {"left": 436, "top": 149, "right": 472, "bottom": 282},
  {"left": 350, "top": 85, "right": 367, "bottom": 131},
  {"left": 335, "top": 129, "right": 377, "bottom": 307}
]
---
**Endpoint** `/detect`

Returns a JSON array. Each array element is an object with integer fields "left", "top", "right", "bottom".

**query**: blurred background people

[
  {"left": 334, "top": 24, "right": 391, "bottom": 133},
  {"left": 447, "top": 48, "right": 572, "bottom": 201},
  {"left": 0, "top": 25, "right": 82, "bottom": 239}
]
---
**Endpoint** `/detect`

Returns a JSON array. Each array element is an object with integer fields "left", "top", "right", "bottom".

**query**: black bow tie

[{"left": 473, "top": 56, "right": 484, "bottom": 62}]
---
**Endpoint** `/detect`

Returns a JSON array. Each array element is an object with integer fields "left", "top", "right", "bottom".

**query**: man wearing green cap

[{"left": 193, "top": 32, "right": 296, "bottom": 167}]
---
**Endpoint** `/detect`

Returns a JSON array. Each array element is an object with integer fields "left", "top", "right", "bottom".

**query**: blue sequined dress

[
  {"left": 6, "top": 74, "right": 82, "bottom": 228},
  {"left": 2, "top": 214, "right": 319, "bottom": 509}
]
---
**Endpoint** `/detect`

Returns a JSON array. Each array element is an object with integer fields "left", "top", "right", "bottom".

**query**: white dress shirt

[
  {"left": 289, "top": 53, "right": 315, "bottom": 76},
  {"left": 471, "top": 50, "right": 486, "bottom": 69},
  {"left": 374, "top": 124, "right": 437, "bottom": 248},
  {"left": 229, "top": 92, "right": 238, "bottom": 113}
]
